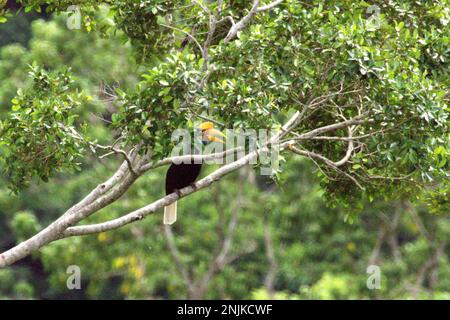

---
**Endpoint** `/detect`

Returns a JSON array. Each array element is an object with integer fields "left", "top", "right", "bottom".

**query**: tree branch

[
  {"left": 257, "top": 0, "right": 284, "bottom": 12},
  {"left": 286, "top": 144, "right": 364, "bottom": 189},
  {"left": 0, "top": 109, "right": 367, "bottom": 267},
  {"left": 224, "top": 0, "right": 260, "bottom": 43}
]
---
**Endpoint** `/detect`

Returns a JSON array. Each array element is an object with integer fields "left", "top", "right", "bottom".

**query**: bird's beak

[
  {"left": 198, "top": 121, "right": 214, "bottom": 131},
  {"left": 205, "top": 128, "right": 226, "bottom": 144}
]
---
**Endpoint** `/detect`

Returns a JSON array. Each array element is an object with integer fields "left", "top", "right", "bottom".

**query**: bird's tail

[{"left": 164, "top": 201, "right": 177, "bottom": 225}]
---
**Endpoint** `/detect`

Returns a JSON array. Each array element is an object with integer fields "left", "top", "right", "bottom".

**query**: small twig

[
  {"left": 287, "top": 144, "right": 364, "bottom": 189},
  {"left": 160, "top": 23, "right": 205, "bottom": 59},
  {"left": 90, "top": 112, "right": 113, "bottom": 124},
  {"left": 110, "top": 147, "right": 137, "bottom": 176},
  {"left": 189, "top": 109, "right": 225, "bottom": 127}
]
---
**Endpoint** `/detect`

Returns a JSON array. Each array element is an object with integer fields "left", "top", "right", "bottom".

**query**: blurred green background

[{"left": 0, "top": 10, "right": 448, "bottom": 300}]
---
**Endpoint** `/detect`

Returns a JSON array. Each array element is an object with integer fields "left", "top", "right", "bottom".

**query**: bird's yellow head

[{"left": 198, "top": 122, "right": 225, "bottom": 144}]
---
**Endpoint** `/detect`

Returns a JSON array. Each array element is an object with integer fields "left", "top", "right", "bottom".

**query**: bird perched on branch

[{"left": 164, "top": 122, "right": 225, "bottom": 225}]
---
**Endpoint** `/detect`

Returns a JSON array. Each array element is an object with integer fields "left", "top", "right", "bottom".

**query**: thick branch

[{"left": 62, "top": 150, "right": 258, "bottom": 237}]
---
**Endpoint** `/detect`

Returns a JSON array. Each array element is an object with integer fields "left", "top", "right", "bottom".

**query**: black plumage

[
  {"left": 163, "top": 162, "right": 203, "bottom": 225},
  {"left": 165, "top": 163, "right": 202, "bottom": 196},
  {"left": 163, "top": 122, "right": 224, "bottom": 225}
]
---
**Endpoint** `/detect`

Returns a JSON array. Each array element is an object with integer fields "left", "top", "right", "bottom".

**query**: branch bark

[{"left": 224, "top": 1, "right": 260, "bottom": 43}]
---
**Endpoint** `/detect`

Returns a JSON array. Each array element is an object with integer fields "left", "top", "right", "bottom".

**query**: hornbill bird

[{"left": 164, "top": 122, "right": 225, "bottom": 225}]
